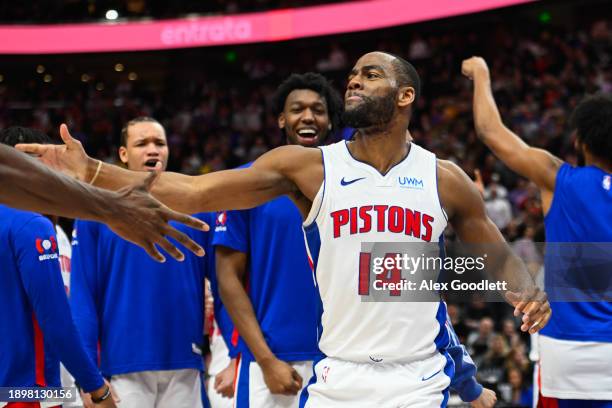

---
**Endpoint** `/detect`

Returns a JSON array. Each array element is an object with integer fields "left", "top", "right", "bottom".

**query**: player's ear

[
  {"left": 278, "top": 113, "right": 286, "bottom": 130},
  {"left": 397, "top": 86, "right": 415, "bottom": 108},
  {"left": 118, "top": 146, "right": 128, "bottom": 165}
]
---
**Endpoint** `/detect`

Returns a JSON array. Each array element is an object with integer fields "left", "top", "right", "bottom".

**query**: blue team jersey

[
  {"left": 70, "top": 212, "right": 221, "bottom": 376},
  {"left": 542, "top": 163, "right": 612, "bottom": 342},
  {"left": 212, "top": 165, "right": 320, "bottom": 362},
  {"left": 0, "top": 205, "right": 103, "bottom": 392}
]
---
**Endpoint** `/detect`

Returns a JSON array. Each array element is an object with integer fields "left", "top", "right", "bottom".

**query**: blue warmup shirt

[
  {"left": 212, "top": 164, "right": 320, "bottom": 362},
  {"left": 0, "top": 205, "right": 103, "bottom": 392},
  {"left": 70, "top": 212, "right": 219, "bottom": 376},
  {"left": 542, "top": 164, "right": 612, "bottom": 342}
]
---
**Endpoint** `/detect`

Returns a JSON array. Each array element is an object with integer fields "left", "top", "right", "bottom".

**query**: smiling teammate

[{"left": 214, "top": 73, "right": 342, "bottom": 408}]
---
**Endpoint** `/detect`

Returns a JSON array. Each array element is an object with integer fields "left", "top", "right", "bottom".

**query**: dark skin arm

[
  {"left": 18, "top": 124, "right": 323, "bottom": 215},
  {"left": 0, "top": 144, "right": 206, "bottom": 262},
  {"left": 462, "top": 57, "right": 563, "bottom": 214},
  {"left": 216, "top": 246, "right": 302, "bottom": 395},
  {"left": 438, "top": 159, "right": 551, "bottom": 333},
  {"left": 0, "top": 143, "right": 114, "bottom": 219}
]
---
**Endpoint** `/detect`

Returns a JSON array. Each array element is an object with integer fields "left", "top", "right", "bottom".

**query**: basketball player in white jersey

[{"left": 20, "top": 51, "right": 551, "bottom": 407}]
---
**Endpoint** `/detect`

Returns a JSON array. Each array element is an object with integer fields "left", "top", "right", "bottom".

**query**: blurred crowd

[
  {"left": 1, "top": 4, "right": 611, "bottom": 406},
  {"left": 0, "top": 0, "right": 348, "bottom": 23}
]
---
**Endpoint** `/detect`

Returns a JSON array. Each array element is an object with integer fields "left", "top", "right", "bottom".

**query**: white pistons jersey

[{"left": 303, "top": 140, "right": 450, "bottom": 364}]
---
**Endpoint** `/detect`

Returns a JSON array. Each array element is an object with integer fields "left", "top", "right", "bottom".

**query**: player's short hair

[
  {"left": 271, "top": 72, "right": 343, "bottom": 136},
  {"left": 383, "top": 52, "right": 421, "bottom": 105},
  {"left": 120, "top": 116, "right": 161, "bottom": 147},
  {"left": 0, "top": 126, "right": 51, "bottom": 147},
  {"left": 570, "top": 94, "right": 612, "bottom": 163}
]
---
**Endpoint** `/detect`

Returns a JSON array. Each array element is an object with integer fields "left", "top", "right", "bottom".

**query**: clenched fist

[{"left": 461, "top": 57, "right": 490, "bottom": 81}]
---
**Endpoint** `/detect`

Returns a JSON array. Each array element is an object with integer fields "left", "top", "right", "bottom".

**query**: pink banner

[{"left": 0, "top": 0, "right": 534, "bottom": 54}]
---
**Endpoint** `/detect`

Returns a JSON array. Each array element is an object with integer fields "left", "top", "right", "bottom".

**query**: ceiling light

[{"left": 105, "top": 9, "right": 119, "bottom": 20}]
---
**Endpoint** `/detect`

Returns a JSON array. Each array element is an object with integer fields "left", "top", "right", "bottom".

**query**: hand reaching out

[{"left": 102, "top": 170, "right": 208, "bottom": 262}]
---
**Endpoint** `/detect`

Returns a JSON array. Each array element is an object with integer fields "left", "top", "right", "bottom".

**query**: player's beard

[{"left": 342, "top": 89, "right": 396, "bottom": 129}]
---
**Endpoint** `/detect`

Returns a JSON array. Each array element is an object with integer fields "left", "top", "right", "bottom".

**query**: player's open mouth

[
  {"left": 296, "top": 128, "right": 319, "bottom": 144},
  {"left": 143, "top": 158, "right": 159, "bottom": 170}
]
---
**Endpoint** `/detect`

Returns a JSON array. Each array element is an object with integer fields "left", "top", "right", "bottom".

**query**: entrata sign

[{"left": 0, "top": 0, "right": 534, "bottom": 54}]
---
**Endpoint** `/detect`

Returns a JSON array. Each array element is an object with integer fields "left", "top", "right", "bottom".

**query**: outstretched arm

[
  {"left": 0, "top": 143, "right": 207, "bottom": 262},
  {"left": 462, "top": 57, "right": 562, "bottom": 194},
  {"left": 438, "top": 160, "right": 551, "bottom": 334},
  {"left": 17, "top": 124, "right": 322, "bottom": 215},
  {"left": 0, "top": 143, "right": 110, "bottom": 218}
]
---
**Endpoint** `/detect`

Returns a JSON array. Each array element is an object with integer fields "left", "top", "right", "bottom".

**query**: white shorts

[
  {"left": 234, "top": 358, "right": 313, "bottom": 408},
  {"left": 207, "top": 322, "right": 234, "bottom": 408},
  {"left": 539, "top": 335, "right": 612, "bottom": 400},
  {"left": 208, "top": 319, "right": 232, "bottom": 377},
  {"left": 300, "top": 353, "right": 452, "bottom": 408},
  {"left": 110, "top": 369, "right": 204, "bottom": 408}
]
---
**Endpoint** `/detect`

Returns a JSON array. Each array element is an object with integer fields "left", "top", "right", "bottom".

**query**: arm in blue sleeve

[
  {"left": 69, "top": 220, "right": 101, "bottom": 374},
  {"left": 211, "top": 210, "right": 249, "bottom": 253},
  {"left": 446, "top": 317, "right": 483, "bottom": 402},
  {"left": 15, "top": 216, "right": 103, "bottom": 392}
]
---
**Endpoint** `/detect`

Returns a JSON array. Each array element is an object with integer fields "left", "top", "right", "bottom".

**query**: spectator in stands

[{"left": 467, "top": 317, "right": 495, "bottom": 356}]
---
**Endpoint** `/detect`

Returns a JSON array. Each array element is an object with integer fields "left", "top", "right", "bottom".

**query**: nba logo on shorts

[
  {"left": 603, "top": 175, "right": 611, "bottom": 191},
  {"left": 322, "top": 366, "right": 330, "bottom": 383},
  {"left": 215, "top": 211, "right": 228, "bottom": 232}
]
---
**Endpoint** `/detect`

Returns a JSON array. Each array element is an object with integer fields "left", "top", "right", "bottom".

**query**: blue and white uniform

[
  {"left": 212, "top": 162, "right": 321, "bottom": 408},
  {"left": 300, "top": 141, "right": 453, "bottom": 407},
  {"left": 0, "top": 205, "right": 104, "bottom": 407},
  {"left": 70, "top": 212, "right": 216, "bottom": 408},
  {"left": 539, "top": 164, "right": 612, "bottom": 404}
]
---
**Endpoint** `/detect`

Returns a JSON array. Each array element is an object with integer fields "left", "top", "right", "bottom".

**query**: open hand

[
  {"left": 506, "top": 288, "right": 552, "bottom": 334},
  {"left": 16, "top": 124, "right": 91, "bottom": 181},
  {"left": 104, "top": 171, "right": 208, "bottom": 262}
]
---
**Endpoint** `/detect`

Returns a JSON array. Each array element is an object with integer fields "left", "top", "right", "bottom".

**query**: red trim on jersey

[
  {"left": 231, "top": 327, "right": 240, "bottom": 347},
  {"left": 31, "top": 315, "right": 46, "bottom": 387},
  {"left": 232, "top": 353, "right": 242, "bottom": 408},
  {"left": 207, "top": 313, "right": 215, "bottom": 338},
  {"left": 5, "top": 403, "right": 61, "bottom": 408}
]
